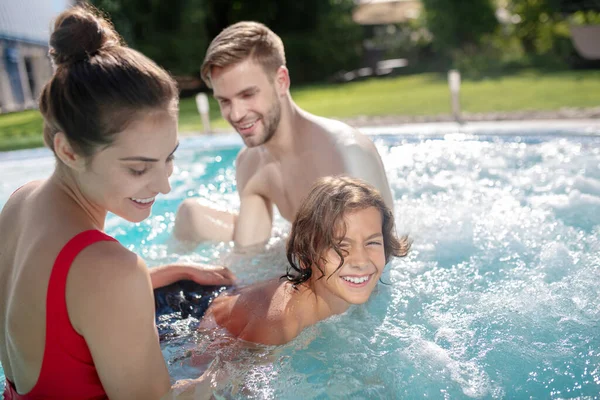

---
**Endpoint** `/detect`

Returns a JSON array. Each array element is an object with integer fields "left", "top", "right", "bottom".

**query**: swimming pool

[{"left": 1, "top": 121, "right": 600, "bottom": 398}]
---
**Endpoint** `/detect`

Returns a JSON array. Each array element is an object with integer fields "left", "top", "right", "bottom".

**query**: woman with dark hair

[
  {"left": 0, "top": 5, "right": 233, "bottom": 399},
  {"left": 188, "top": 175, "right": 410, "bottom": 345}
]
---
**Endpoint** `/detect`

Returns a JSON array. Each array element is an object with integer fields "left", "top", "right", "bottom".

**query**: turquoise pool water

[{"left": 1, "top": 123, "right": 600, "bottom": 398}]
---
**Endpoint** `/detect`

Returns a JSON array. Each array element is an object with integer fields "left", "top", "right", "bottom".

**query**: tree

[
  {"left": 90, "top": 0, "right": 209, "bottom": 76},
  {"left": 202, "top": 0, "right": 363, "bottom": 83},
  {"left": 91, "top": 0, "right": 362, "bottom": 84},
  {"left": 421, "top": 0, "right": 499, "bottom": 59},
  {"left": 502, "top": 0, "right": 581, "bottom": 68}
]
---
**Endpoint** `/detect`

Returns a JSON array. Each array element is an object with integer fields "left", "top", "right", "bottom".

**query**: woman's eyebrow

[
  {"left": 119, "top": 156, "right": 159, "bottom": 162},
  {"left": 119, "top": 142, "right": 179, "bottom": 162},
  {"left": 168, "top": 142, "right": 180, "bottom": 157}
]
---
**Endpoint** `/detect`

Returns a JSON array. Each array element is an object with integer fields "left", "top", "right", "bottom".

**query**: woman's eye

[
  {"left": 129, "top": 168, "right": 147, "bottom": 176},
  {"left": 367, "top": 241, "right": 382, "bottom": 246}
]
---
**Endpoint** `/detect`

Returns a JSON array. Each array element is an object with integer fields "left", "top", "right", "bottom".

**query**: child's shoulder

[
  {"left": 244, "top": 281, "right": 308, "bottom": 344},
  {"left": 210, "top": 280, "right": 304, "bottom": 345}
]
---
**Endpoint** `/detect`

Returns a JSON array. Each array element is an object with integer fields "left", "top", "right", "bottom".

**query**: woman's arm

[
  {"left": 67, "top": 242, "right": 171, "bottom": 399},
  {"left": 149, "top": 263, "right": 236, "bottom": 289}
]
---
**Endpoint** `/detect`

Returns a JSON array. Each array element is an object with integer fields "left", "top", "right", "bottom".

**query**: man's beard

[{"left": 248, "top": 96, "right": 281, "bottom": 147}]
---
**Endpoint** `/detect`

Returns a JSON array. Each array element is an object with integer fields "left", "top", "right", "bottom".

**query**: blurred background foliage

[
  {"left": 90, "top": 0, "right": 362, "bottom": 85},
  {"left": 89, "top": 0, "right": 600, "bottom": 85},
  {"left": 3, "top": 0, "right": 600, "bottom": 149}
]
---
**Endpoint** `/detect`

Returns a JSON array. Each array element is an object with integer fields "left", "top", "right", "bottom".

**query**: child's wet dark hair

[{"left": 284, "top": 176, "right": 411, "bottom": 286}]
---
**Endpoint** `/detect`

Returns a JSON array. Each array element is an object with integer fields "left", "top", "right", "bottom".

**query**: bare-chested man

[{"left": 173, "top": 21, "right": 393, "bottom": 249}]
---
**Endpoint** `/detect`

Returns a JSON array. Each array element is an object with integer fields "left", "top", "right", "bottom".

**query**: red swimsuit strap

[
  {"left": 32, "top": 230, "right": 116, "bottom": 396},
  {"left": 45, "top": 230, "right": 117, "bottom": 340}
]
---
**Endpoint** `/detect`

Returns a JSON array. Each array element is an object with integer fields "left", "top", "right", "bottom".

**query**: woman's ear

[{"left": 54, "top": 132, "right": 86, "bottom": 171}]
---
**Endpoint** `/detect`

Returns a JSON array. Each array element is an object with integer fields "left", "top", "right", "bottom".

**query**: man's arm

[
  {"left": 233, "top": 193, "right": 273, "bottom": 248},
  {"left": 232, "top": 149, "right": 274, "bottom": 249}
]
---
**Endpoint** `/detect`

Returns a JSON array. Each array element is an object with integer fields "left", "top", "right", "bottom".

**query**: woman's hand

[
  {"left": 183, "top": 263, "right": 236, "bottom": 286},
  {"left": 163, "top": 360, "right": 230, "bottom": 399},
  {"left": 162, "top": 375, "right": 212, "bottom": 400},
  {"left": 150, "top": 263, "right": 236, "bottom": 289}
]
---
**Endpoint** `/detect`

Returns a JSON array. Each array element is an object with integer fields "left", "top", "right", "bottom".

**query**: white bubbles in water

[
  {"left": 539, "top": 242, "right": 574, "bottom": 283},
  {"left": 3, "top": 131, "right": 600, "bottom": 399}
]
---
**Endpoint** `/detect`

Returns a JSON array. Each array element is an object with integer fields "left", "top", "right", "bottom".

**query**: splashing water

[{"left": 1, "top": 123, "right": 600, "bottom": 398}]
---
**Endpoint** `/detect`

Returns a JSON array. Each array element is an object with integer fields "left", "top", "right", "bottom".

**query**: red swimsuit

[{"left": 3, "top": 230, "right": 116, "bottom": 399}]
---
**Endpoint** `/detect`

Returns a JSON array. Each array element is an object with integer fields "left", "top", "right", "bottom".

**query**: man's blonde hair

[{"left": 201, "top": 21, "right": 286, "bottom": 88}]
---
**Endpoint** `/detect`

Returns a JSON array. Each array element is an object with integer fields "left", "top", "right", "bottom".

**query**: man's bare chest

[{"left": 249, "top": 157, "right": 344, "bottom": 221}]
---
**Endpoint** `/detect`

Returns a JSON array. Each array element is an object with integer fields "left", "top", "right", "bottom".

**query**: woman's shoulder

[
  {"left": 1, "top": 180, "right": 43, "bottom": 213},
  {"left": 8, "top": 180, "right": 44, "bottom": 200},
  {"left": 0, "top": 181, "right": 45, "bottom": 247},
  {"left": 67, "top": 238, "right": 155, "bottom": 333},
  {"left": 70, "top": 239, "right": 148, "bottom": 286}
]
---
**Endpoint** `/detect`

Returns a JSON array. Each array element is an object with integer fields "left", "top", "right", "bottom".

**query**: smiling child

[{"left": 197, "top": 176, "right": 411, "bottom": 345}]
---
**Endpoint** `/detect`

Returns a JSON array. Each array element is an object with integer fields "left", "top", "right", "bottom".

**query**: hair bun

[{"left": 49, "top": 5, "right": 120, "bottom": 66}]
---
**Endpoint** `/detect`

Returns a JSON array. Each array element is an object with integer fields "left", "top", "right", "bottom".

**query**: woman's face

[
  {"left": 78, "top": 109, "right": 178, "bottom": 223},
  {"left": 311, "top": 206, "right": 387, "bottom": 307}
]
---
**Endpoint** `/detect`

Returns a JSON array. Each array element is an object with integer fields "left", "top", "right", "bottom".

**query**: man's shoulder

[
  {"left": 236, "top": 145, "right": 273, "bottom": 168},
  {"left": 309, "top": 113, "right": 356, "bottom": 136},
  {"left": 235, "top": 147, "right": 267, "bottom": 186},
  {"left": 307, "top": 113, "right": 372, "bottom": 150},
  {"left": 303, "top": 115, "right": 386, "bottom": 174},
  {"left": 235, "top": 146, "right": 258, "bottom": 165}
]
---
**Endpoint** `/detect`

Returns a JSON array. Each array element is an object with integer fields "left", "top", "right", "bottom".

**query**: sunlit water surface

[{"left": 1, "top": 124, "right": 600, "bottom": 399}]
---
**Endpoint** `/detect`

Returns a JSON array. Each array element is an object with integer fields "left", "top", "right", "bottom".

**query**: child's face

[{"left": 312, "top": 206, "right": 386, "bottom": 307}]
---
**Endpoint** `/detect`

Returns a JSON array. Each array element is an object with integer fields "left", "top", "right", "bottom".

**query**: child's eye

[{"left": 167, "top": 154, "right": 176, "bottom": 162}]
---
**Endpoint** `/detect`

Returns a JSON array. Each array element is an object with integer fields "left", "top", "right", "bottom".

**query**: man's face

[{"left": 211, "top": 59, "right": 282, "bottom": 148}]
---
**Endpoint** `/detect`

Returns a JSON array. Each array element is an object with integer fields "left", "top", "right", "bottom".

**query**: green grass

[
  {"left": 2, "top": 69, "right": 600, "bottom": 151},
  {"left": 179, "top": 69, "right": 600, "bottom": 131},
  {"left": 177, "top": 94, "right": 230, "bottom": 132},
  {"left": 0, "top": 110, "right": 45, "bottom": 151}
]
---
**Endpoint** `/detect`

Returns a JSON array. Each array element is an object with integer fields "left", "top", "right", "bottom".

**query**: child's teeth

[{"left": 342, "top": 276, "right": 369, "bottom": 284}]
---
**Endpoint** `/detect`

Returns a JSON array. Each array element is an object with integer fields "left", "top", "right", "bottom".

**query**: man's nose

[{"left": 229, "top": 100, "right": 246, "bottom": 122}]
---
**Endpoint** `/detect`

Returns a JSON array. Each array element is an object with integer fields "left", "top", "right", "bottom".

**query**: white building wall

[
  {"left": 0, "top": 0, "right": 72, "bottom": 112},
  {"left": 0, "top": 0, "right": 72, "bottom": 44}
]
